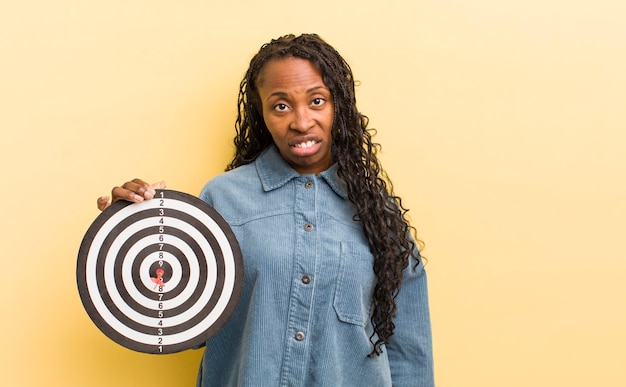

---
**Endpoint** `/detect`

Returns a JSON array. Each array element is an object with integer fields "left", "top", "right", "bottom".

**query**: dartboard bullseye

[{"left": 77, "top": 189, "right": 243, "bottom": 354}]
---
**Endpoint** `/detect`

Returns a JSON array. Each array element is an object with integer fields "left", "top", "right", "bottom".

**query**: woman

[{"left": 98, "top": 33, "right": 434, "bottom": 386}]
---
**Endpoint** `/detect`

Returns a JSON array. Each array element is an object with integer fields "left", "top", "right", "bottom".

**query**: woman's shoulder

[{"left": 199, "top": 163, "right": 259, "bottom": 203}]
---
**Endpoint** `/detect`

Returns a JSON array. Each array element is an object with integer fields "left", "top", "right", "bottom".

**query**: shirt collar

[{"left": 256, "top": 145, "right": 348, "bottom": 200}]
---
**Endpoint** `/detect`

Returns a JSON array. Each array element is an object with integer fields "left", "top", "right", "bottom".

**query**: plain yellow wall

[{"left": 2, "top": 1, "right": 625, "bottom": 386}]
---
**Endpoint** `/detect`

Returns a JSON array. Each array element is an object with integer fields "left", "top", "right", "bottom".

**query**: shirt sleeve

[{"left": 385, "top": 255, "right": 435, "bottom": 386}]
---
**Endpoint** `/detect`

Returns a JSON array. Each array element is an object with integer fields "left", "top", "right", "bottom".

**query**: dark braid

[{"left": 227, "top": 33, "right": 423, "bottom": 356}]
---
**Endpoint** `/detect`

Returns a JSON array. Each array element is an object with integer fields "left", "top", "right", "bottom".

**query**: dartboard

[{"left": 77, "top": 189, "right": 243, "bottom": 354}]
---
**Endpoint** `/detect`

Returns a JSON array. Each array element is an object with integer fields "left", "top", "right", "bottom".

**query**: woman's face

[{"left": 256, "top": 57, "right": 334, "bottom": 175}]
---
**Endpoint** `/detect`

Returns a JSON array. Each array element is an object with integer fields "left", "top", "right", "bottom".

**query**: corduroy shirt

[{"left": 197, "top": 145, "right": 434, "bottom": 386}]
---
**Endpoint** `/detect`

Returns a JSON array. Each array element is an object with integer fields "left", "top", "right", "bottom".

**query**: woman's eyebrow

[{"left": 266, "top": 85, "right": 330, "bottom": 101}]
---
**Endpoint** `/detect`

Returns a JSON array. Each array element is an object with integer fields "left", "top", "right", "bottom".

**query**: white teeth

[{"left": 294, "top": 140, "right": 316, "bottom": 148}]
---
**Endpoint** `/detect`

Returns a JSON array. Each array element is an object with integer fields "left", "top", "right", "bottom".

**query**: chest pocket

[{"left": 333, "top": 242, "right": 377, "bottom": 326}]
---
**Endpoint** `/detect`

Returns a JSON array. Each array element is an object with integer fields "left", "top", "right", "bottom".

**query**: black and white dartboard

[{"left": 77, "top": 189, "right": 243, "bottom": 354}]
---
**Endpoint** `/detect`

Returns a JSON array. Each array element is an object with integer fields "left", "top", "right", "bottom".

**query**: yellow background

[{"left": 2, "top": 1, "right": 625, "bottom": 386}]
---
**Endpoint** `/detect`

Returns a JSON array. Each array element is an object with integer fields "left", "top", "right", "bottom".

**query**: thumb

[{"left": 151, "top": 181, "right": 167, "bottom": 190}]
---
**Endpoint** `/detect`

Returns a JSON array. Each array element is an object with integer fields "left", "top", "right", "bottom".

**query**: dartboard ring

[{"left": 77, "top": 189, "right": 243, "bottom": 354}]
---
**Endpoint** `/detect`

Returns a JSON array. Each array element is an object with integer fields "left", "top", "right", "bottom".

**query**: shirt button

[
  {"left": 304, "top": 181, "right": 314, "bottom": 189},
  {"left": 304, "top": 223, "right": 313, "bottom": 232},
  {"left": 295, "top": 331, "right": 305, "bottom": 341},
  {"left": 301, "top": 274, "right": 311, "bottom": 284}
]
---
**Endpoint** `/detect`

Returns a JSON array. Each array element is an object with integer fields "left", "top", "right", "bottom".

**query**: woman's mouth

[
  {"left": 293, "top": 140, "right": 318, "bottom": 149},
  {"left": 290, "top": 138, "right": 322, "bottom": 156}
]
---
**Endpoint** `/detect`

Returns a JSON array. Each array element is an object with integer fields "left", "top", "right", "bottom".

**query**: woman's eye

[
  {"left": 274, "top": 103, "right": 288, "bottom": 112},
  {"left": 311, "top": 98, "right": 325, "bottom": 106}
]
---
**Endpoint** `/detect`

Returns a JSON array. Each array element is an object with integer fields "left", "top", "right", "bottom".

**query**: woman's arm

[{"left": 386, "top": 258, "right": 435, "bottom": 386}]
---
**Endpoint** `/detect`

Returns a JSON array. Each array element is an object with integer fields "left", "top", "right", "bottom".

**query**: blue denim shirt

[{"left": 197, "top": 146, "right": 434, "bottom": 386}]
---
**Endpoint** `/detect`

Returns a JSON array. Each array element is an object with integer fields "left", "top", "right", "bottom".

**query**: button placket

[{"left": 280, "top": 177, "right": 317, "bottom": 382}]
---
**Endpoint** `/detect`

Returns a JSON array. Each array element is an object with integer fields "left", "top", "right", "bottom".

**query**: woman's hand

[{"left": 97, "top": 179, "right": 167, "bottom": 211}]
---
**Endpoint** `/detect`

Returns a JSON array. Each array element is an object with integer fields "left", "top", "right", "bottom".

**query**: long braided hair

[{"left": 226, "top": 33, "right": 423, "bottom": 356}]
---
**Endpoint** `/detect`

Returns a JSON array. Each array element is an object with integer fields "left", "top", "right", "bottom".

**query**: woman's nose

[{"left": 290, "top": 107, "right": 314, "bottom": 132}]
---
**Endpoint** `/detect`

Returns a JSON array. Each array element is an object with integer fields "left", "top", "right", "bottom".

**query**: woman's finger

[
  {"left": 97, "top": 195, "right": 110, "bottom": 211},
  {"left": 97, "top": 179, "right": 166, "bottom": 212}
]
